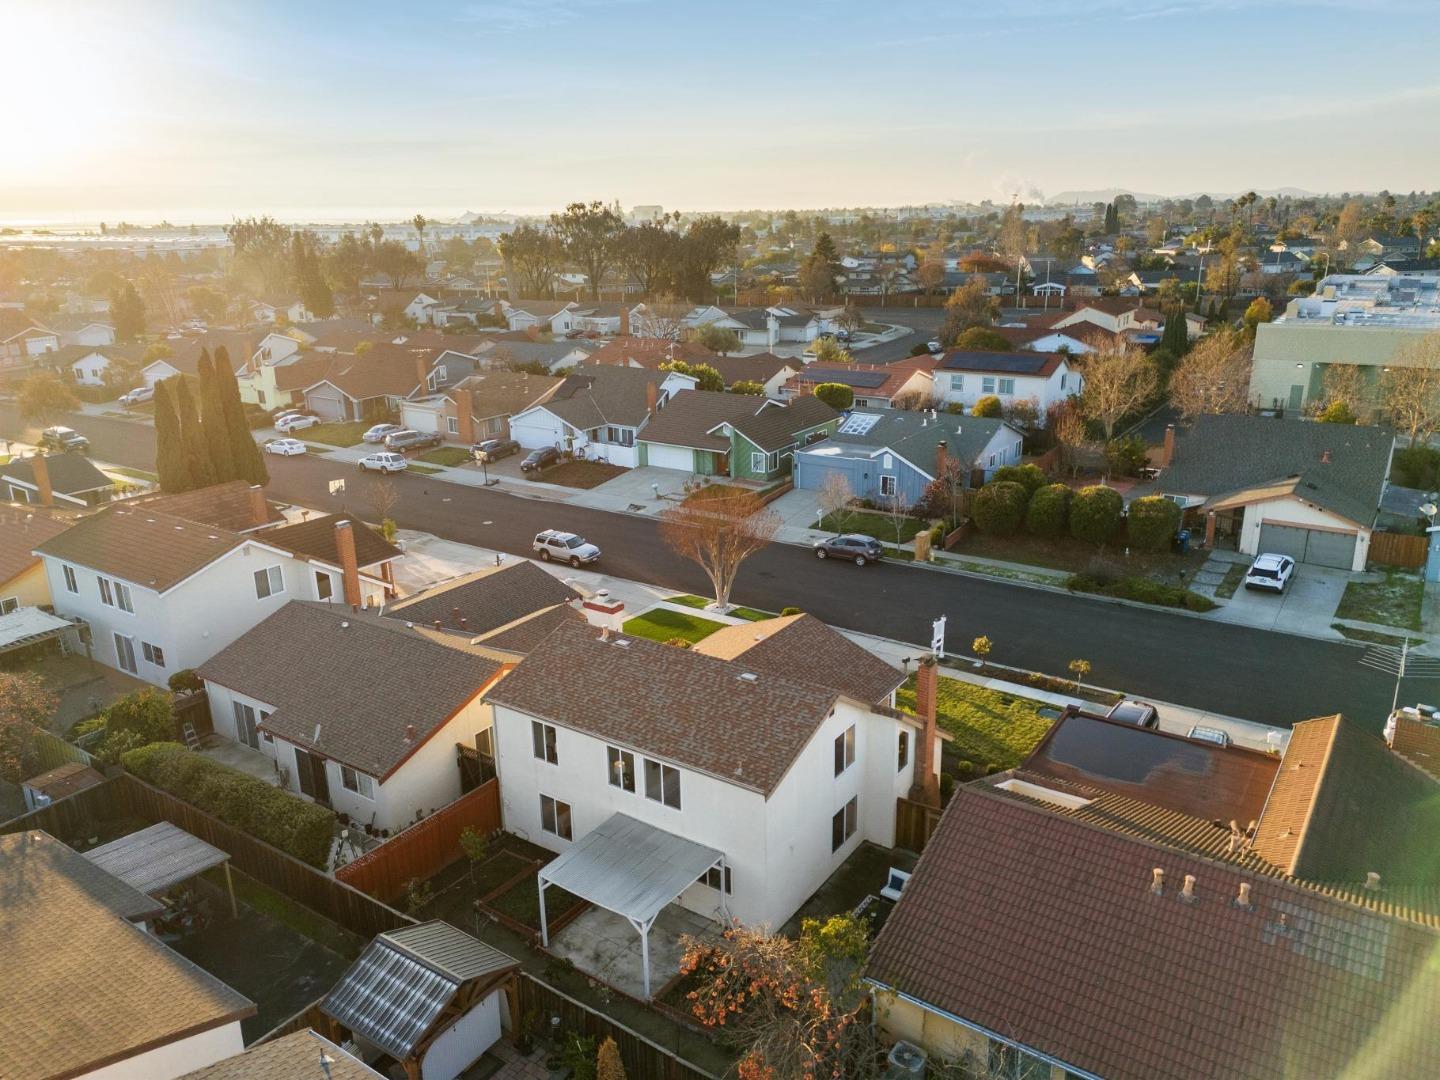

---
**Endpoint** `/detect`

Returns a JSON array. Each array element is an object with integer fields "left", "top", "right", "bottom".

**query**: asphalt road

[{"left": 5, "top": 406, "right": 1398, "bottom": 729}]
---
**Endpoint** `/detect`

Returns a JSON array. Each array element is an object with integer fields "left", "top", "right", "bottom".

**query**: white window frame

[
  {"left": 141, "top": 641, "right": 165, "bottom": 668},
  {"left": 997, "top": 377, "right": 1015, "bottom": 395},
  {"left": 254, "top": 565, "right": 284, "bottom": 600},
  {"left": 113, "top": 580, "right": 133, "bottom": 614},
  {"left": 643, "top": 758, "right": 682, "bottom": 810},
  {"left": 341, "top": 765, "right": 375, "bottom": 799},
  {"left": 446, "top": 416, "right": 460, "bottom": 435},
  {"left": 949, "top": 373, "right": 963, "bottom": 391},
  {"left": 831, "top": 795, "right": 858, "bottom": 852},
  {"left": 98, "top": 577, "right": 113, "bottom": 606},
  {"left": 0, "top": 596, "right": 17, "bottom": 615},
  {"left": 314, "top": 570, "right": 334, "bottom": 601},
  {"left": 532, "top": 720, "right": 558, "bottom": 765},
  {"left": 750, "top": 451, "right": 767, "bottom": 473},
  {"left": 62, "top": 565, "right": 78, "bottom": 593},
  {"left": 607, "top": 745, "right": 636, "bottom": 793},
  {"left": 898, "top": 729, "right": 910, "bottom": 772},
  {"left": 113, "top": 633, "right": 138, "bottom": 675},
  {"left": 540, "top": 793, "right": 573, "bottom": 840},
  {"left": 981, "top": 376, "right": 996, "bottom": 393},
  {"left": 834, "top": 724, "right": 856, "bottom": 776},
  {"left": 879, "top": 474, "right": 897, "bottom": 497}
]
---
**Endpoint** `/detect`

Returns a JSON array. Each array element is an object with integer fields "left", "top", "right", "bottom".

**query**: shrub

[
  {"left": 167, "top": 669, "right": 202, "bottom": 694},
  {"left": 944, "top": 402, "right": 965, "bottom": 415},
  {"left": 1066, "top": 573, "right": 1217, "bottom": 612},
  {"left": 1126, "top": 495, "right": 1182, "bottom": 551},
  {"left": 972, "top": 395, "right": 1003, "bottom": 418},
  {"left": 938, "top": 772, "right": 956, "bottom": 805},
  {"left": 951, "top": 327, "right": 1012, "bottom": 352},
  {"left": 991, "top": 463, "right": 1046, "bottom": 496},
  {"left": 780, "top": 606, "right": 803, "bottom": 616},
  {"left": 122, "top": 742, "right": 336, "bottom": 867},
  {"left": 1105, "top": 435, "right": 1149, "bottom": 477},
  {"left": 1070, "top": 485, "right": 1123, "bottom": 546},
  {"left": 664, "top": 637, "right": 694, "bottom": 649},
  {"left": 972, "top": 481, "right": 1028, "bottom": 535},
  {"left": 813, "top": 382, "right": 855, "bottom": 411},
  {"left": 96, "top": 688, "right": 176, "bottom": 760},
  {"left": 1393, "top": 445, "right": 1440, "bottom": 489},
  {"left": 1318, "top": 400, "right": 1357, "bottom": 424},
  {"left": 1025, "top": 483, "right": 1071, "bottom": 537},
  {"left": 954, "top": 760, "right": 976, "bottom": 780}
]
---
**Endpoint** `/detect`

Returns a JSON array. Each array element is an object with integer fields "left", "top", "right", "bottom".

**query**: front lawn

[
  {"left": 683, "top": 483, "right": 750, "bottom": 503},
  {"left": 956, "top": 531, "right": 1205, "bottom": 578},
  {"left": 819, "top": 510, "right": 926, "bottom": 544},
  {"left": 406, "top": 463, "right": 442, "bottom": 475},
  {"left": 1336, "top": 569, "right": 1424, "bottom": 631},
  {"left": 417, "top": 446, "right": 473, "bottom": 467},
  {"left": 622, "top": 608, "right": 728, "bottom": 644},
  {"left": 666, "top": 594, "right": 774, "bottom": 621},
  {"left": 303, "top": 421, "right": 371, "bottom": 447},
  {"left": 536, "top": 460, "right": 628, "bottom": 489},
  {"left": 1215, "top": 563, "right": 1247, "bottom": 600},
  {"left": 896, "top": 673, "right": 1056, "bottom": 772}
]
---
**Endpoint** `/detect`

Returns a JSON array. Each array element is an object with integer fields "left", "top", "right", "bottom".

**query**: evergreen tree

[
  {"left": 152, "top": 379, "right": 193, "bottom": 493},
  {"left": 197, "top": 350, "right": 235, "bottom": 482},
  {"left": 110, "top": 281, "right": 146, "bottom": 340},
  {"left": 1103, "top": 202, "right": 1119, "bottom": 234},
  {"left": 292, "top": 233, "right": 334, "bottom": 319},
  {"left": 214, "top": 346, "right": 269, "bottom": 486},
  {"left": 1159, "top": 305, "right": 1189, "bottom": 358},
  {"left": 173, "top": 377, "right": 216, "bottom": 488}
]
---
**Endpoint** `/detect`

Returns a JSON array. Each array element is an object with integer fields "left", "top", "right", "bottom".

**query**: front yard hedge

[
  {"left": 1070, "top": 485, "right": 1123, "bottom": 546},
  {"left": 972, "top": 481, "right": 1028, "bottom": 535},
  {"left": 1025, "top": 483, "right": 1071, "bottom": 537},
  {"left": 1125, "top": 495, "right": 1182, "bottom": 552},
  {"left": 1067, "top": 573, "right": 1216, "bottom": 612},
  {"left": 122, "top": 742, "right": 336, "bottom": 867}
]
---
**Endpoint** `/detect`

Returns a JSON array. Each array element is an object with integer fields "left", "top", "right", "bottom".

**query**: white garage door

[
  {"left": 1257, "top": 523, "right": 1357, "bottom": 570},
  {"left": 644, "top": 443, "right": 696, "bottom": 472}
]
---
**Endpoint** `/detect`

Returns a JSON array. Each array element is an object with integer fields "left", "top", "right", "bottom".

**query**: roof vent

[
  {"left": 1235, "top": 882, "right": 1253, "bottom": 909},
  {"left": 404, "top": 723, "right": 416, "bottom": 742},
  {"left": 1180, "top": 874, "right": 1197, "bottom": 903},
  {"left": 1321, "top": 449, "right": 1332, "bottom": 464},
  {"left": 1365, "top": 871, "right": 1382, "bottom": 891},
  {"left": 1150, "top": 867, "right": 1165, "bottom": 895},
  {"left": 340, "top": 621, "right": 350, "bottom": 629},
  {"left": 739, "top": 672, "right": 758, "bottom": 683}
]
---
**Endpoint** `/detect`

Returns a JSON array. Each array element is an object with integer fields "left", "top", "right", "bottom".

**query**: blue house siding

[{"left": 794, "top": 449, "right": 932, "bottom": 507}]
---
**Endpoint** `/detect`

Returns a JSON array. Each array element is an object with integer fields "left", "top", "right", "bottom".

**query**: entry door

[
  {"left": 294, "top": 748, "right": 331, "bottom": 804},
  {"left": 113, "top": 633, "right": 138, "bottom": 675},
  {"left": 1288, "top": 384, "right": 1303, "bottom": 412},
  {"left": 233, "top": 703, "right": 261, "bottom": 750}
]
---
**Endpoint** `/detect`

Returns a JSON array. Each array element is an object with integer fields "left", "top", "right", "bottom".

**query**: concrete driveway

[
  {"left": 569, "top": 466, "right": 710, "bottom": 514},
  {"left": 1211, "top": 562, "right": 1350, "bottom": 636}
]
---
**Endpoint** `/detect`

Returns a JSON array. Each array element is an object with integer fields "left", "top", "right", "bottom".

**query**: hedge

[
  {"left": 122, "top": 742, "right": 336, "bottom": 867},
  {"left": 1067, "top": 574, "right": 1216, "bottom": 612},
  {"left": 1126, "top": 495, "right": 1182, "bottom": 551},
  {"left": 1025, "top": 483, "right": 1071, "bottom": 537},
  {"left": 972, "top": 481, "right": 1028, "bottom": 535},
  {"left": 991, "top": 463, "right": 1047, "bottom": 496},
  {"left": 1070, "top": 485, "right": 1123, "bottom": 546},
  {"left": 972, "top": 395, "right": 1003, "bottom": 418}
]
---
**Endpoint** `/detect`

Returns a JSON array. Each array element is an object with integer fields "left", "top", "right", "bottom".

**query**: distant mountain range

[{"left": 1045, "top": 187, "right": 1320, "bottom": 206}]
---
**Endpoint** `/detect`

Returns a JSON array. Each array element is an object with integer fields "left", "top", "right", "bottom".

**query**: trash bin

[{"left": 1172, "top": 529, "right": 1191, "bottom": 554}]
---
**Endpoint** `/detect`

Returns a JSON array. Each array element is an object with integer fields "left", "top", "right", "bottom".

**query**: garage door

[
  {"left": 1257, "top": 523, "right": 1357, "bottom": 570},
  {"left": 644, "top": 443, "right": 696, "bottom": 472},
  {"left": 794, "top": 455, "right": 846, "bottom": 492}
]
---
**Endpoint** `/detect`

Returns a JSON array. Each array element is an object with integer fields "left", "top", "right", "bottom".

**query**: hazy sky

[{"left": 6, "top": 0, "right": 1439, "bottom": 223}]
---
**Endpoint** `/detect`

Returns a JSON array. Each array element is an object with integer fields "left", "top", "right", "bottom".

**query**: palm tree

[{"left": 412, "top": 214, "right": 428, "bottom": 257}]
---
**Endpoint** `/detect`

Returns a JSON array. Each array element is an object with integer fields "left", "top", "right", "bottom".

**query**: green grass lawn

[
  {"left": 666, "top": 595, "right": 774, "bottom": 621},
  {"left": 406, "top": 463, "right": 442, "bottom": 475},
  {"left": 105, "top": 465, "right": 158, "bottom": 483},
  {"left": 1335, "top": 569, "right": 1424, "bottom": 631},
  {"left": 1215, "top": 562, "right": 1247, "bottom": 600},
  {"left": 896, "top": 673, "right": 1056, "bottom": 771},
  {"left": 417, "top": 446, "right": 473, "bottom": 467},
  {"left": 819, "top": 510, "right": 926, "bottom": 544},
  {"left": 303, "top": 421, "right": 372, "bottom": 447},
  {"left": 622, "top": 608, "right": 728, "bottom": 643}
]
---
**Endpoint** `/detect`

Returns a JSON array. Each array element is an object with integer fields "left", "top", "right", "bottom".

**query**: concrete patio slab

[{"left": 549, "top": 903, "right": 721, "bottom": 1001}]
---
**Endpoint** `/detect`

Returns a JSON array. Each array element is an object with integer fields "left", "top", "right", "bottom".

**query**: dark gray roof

[
  {"left": 385, "top": 560, "right": 579, "bottom": 637},
  {"left": 1, "top": 453, "right": 112, "bottom": 496},
  {"left": 801, "top": 412, "right": 1017, "bottom": 476},
  {"left": 939, "top": 351, "right": 1062, "bottom": 376},
  {"left": 798, "top": 367, "right": 891, "bottom": 390},
  {"left": 731, "top": 395, "right": 838, "bottom": 453},
  {"left": 1160, "top": 415, "right": 1394, "bottom": 525},
  {"left": 322, "top": 921, "right": 517, "bottom": 1061},
  {"left": 540, "top": 365, "right": 667, "bottom": 429},
  {"left": 197, "top": 602, "right": 503, "bottom": 779},
  {"left": 638, "top": 390, "right": 758, "bottom": 451}
]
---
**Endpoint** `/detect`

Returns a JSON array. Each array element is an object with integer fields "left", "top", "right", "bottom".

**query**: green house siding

[{"left": 730, "top": 419, "right": 839, "bottom": 481}]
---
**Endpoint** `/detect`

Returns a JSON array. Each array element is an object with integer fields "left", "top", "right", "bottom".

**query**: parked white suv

[
  {"left": 533, "top": 530, "right": 600, "bottom": 567},
  {"left": 357, "top": 451, "right": 408, "bottom": 474},
  {"left": 1244, "top": 553, "right": 1295, "bottom": 593}
]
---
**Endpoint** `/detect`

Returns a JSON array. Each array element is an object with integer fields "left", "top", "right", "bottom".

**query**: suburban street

[{"left": 5, "top": 406, "right": 1400, "bottom": 729}]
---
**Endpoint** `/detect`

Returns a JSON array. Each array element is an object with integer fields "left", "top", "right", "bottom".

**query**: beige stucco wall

[
  {"left": 1249, "top": 322, "right": 1432, "bottom": 410},
  {"left": 873, "top": 991, "right": 1069, "bottom": 1078},
  {"left": 0, "top": 562, "right": 53, "bottom": 609}
]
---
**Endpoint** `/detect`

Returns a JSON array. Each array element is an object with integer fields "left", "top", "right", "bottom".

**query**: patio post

[
  {"left": 538, "top": 876, "right": 550, "bottom": 947},
  {"left": 222, "top": 861, "right": 238, "bottom": 919},
  {"left": 639, "top": 918, "right": 652, "bottom": 1000}
]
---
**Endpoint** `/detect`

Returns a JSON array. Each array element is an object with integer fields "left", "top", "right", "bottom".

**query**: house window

[
  {"left": 62, "top": 565, "right": 78, "bottom": 593},
  {"left": 898, "top": 729, "right": 910, "bottom": 772},
  {"left": 879, "top": 475, "right": 897, "bottom": 497},
  {"left": 697, "top": 865, "right": 733, "bottom": 894},
  {"left": 834, "top": 725, "right": 856, "bottom": 776},
  {"left": 750, "top": 450, "right": 778, "bottom": 473},
  {"left": 341, "top": 766, "right": 374, "bottom": 799},
  {"left": 981, "top": 376, "right": 996, "bottom": 393},
  {"left": 114, "top": 581, "right": 133, "bottom": 614},
  {"left": 256, "top": 389, "right": 267, "bottom": 405},
  {"left": 644, "top": 758, "right": 681, "bottom": 809},
  {"left": 997, "top": 378, "right": 1015, "bottom": 395},
  {"left": 831, "top": 796, "right": 858, "bottom": 852},
  {"left": 314, "top": 571, "right": 333, "bottom": 601},
  {"left": 607, "top": 745, "right": 636, "bottom": 792},
  {"left": 113, "top": 633, "right": 138, "bottom": 675},
  {"left": 482, "top": 417, "right": 504, "bottom": 437},
  {"left": 98, "top": 578, "right": 113, "bottom": 606},
  {"left": 531, "top": 721, "right": 558, "bottom": 765},
  {"left": 987, "top": 1039, "right": 1050, "bottom": 1080},
  {"left": 540, "top": 794, "right": 573, "bottom": 840},
  {"left": 949, "top": 374, "right": 963, "bottom": 391},
  {"left": 141, "top": 641, "right": 165, "bottom": 668},
  {"left": 882, "top": 454, "right": 893, "bottom": 469},
  {"left": 254, "top": 565, "right": 284, "bottom": 599},
  {"left": 447, "top": 416, "right": 460, "bottom": 435}
]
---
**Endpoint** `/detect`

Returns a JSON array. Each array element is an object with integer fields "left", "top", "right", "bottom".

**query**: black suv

[
  {"left": 813, "top": 533, "right": 884, "bottom": 565},
  {"left": 521, "top": 446, "right": 560, "bottom": 473},
  {"left": 40, "top": 426, "right": 89, "bottom": 453},
  {"left": 383, "top": 429, "right": 443, "bottom": 452},
  {"left": 473, "top": 438, "right": 519, "bottom": 463}
]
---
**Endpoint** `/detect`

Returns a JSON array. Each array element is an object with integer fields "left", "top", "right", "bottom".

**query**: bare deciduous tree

[
  {"left": 817, "top": 472, "right": 854, "bottom": 533},
  {"left": 1319, "top": 363, "right": 1368, "bottom": 417},
  {"left": 364, "top": 476, "right": 400, "bottom": 524},
  {"left": 1380, "top": 332, "right": 1440, "bottom": 444},
  {"left": 657, "top": 488, "right": 779, "bottom": 610},
  {"left": 1053, "top": 404, "right": 1090, "bottom": 477},
  {"left": 1077, "top": 341, "right": 1158, "bottom": 442},
  {"left": 1169, "top": 327, "right": 1253, "bottom": 420}
]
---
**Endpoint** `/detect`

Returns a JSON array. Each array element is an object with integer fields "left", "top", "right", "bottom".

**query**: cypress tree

[
  {"left": 152, "top": 379, "right": 193, "bottom": 493},
  {"left": 1160, "top": 304, "right": 1189, "bottom": 358},
  {"left": 214, "top": 346, "right": 269, "bottom": 486},
  {"left": 174, "top": 376, "right": 216, "bottom": 488},
  {"left": 198, "top": 349, "right": 235, "bottom": 482}
]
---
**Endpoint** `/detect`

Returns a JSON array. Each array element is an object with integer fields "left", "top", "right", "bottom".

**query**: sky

[{"left": 5, "top": 0, "right": 1440, "bottom": 224}]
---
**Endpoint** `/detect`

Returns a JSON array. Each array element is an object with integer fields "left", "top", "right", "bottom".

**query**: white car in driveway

[
  {"left": 1244, "top": 553, "right": 1295, "bottom": 593},
  {"left": 363, "top": 423, "right": 404, "bottom": 443},
  {"left": 358, "top": 451, "right": 408, "bottom": 474},
  {"left": 275, "top": 412, "right": 320, "bottom": 434},
  {"left": 264, "top": 438, "right": 307, "bottom": 456}
]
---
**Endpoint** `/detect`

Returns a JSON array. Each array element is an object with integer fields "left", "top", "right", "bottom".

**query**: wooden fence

[
  {"left": 172, "top": 689, "right": 213, "bottom": 740},
  {"left": 336, "top": 779, "right": 501, "bottom": 904},
  {"left": 1370, "top": 531, "right": 1427, "bottom": 569},
  {"left": 894, "top": 796, "right": 943, "bottom": 853}
]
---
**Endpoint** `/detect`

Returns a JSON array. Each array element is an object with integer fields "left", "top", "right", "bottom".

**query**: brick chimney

[
  {"left": 30, "top": 453, "right": 53, "bottom": 508},
  {"left": 909, "top": 657, "right": 941, "bottom": 807},
  {"left": 1161, "top": 423, "right": 1176, "bottom": 468},
  {"left": 414, "top": 354, "right": 430, "bottom": 393},
  {"left": 249, "top": 484, "right": 268, "bottom": 527},
  {"left": 618, "top": 304, "right": 630, "bottom": 338},
  {"left": 334, "top": 519, "right": 362, "bottom": 607},
  {"left": 582, "top": 589, "right": 626, "bottom": 631},
  {"left": 646, "top": 381, "right": 659, "bottom": 415},
  {"left": 934, "top": 438, "right": 948, "bottom": 480},
  {"left": 453, "top": 388, "right": 476, "bottom": 444}
]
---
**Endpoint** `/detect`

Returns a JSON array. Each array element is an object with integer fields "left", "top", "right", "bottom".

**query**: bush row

[
  {"left": 121, "top": 742, "right": 336, "bottom": 867},
  {"left": 970, "top": 469, "right": 1182, "bottom": 552},
  {"left": 1066, "top": 573, "right": 1216, "bottom": 612}
]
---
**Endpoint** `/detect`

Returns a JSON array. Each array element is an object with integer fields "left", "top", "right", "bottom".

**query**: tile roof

[
  {"left": 731, "top": 395, "right": 838, "bottom": 453},
  {"left": 0, "top": 504, "right": 76, "bottom": 584},
  {"left": 385, "top": 560, "right": 580, "bottom": 637},
  {"left": 198, "top": 602, "right": 504, "bottom": 779},
  {"left": 1388, "top": 711, "right": 1440, "bottom": 780},
  {"left": 33, "top": 505, "right": 245, "bottom": 591},
  {"left": 128, "top": 479, "right": 283, "bottom": 532},
  {"left": 0, "top": 831, "right": 253, "bottom": 1079},
  {"left": 177, "top": 1030, "right": 385, "bottom": 1080},
  {"left": 638, "top": 390, "right": 759, "bottom": 451},
  {"left": 1, "top": 452, "right": 113, "bottom": 496},
  {"left": 261, "top": 513, "right": 402, "bottom": 570},
  {"left": 866, "top": 786, "right": 1440, "bottom": 1080},
  {"left": 1160, "top": 414, "right": 1394, "bottom": 526},
  {"left": 692, "top": 613, "right": 903, "bottom": 706},
  {"left": 486, "top": 621, "right": 840, "bottom": 796}
]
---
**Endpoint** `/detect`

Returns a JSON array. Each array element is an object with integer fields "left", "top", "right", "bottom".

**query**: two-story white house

[
  {"left": 34, "top": 505, "right": 395, "bottom": 686},
  {"left": 198, "top": 602, "right": 509, "bottom": 833},
  {"left": 935, "top": 350, "right": 1081, "bottom": 420},
  {"left": 483, "top": 618, "right": 936, "bottom": 956}
]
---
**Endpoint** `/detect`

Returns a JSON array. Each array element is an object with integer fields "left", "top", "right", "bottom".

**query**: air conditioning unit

[{"left": 886, "top": 1040, "right": 928, "bottom": 1078}]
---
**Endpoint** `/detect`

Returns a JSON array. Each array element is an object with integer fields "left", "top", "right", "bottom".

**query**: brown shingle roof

[
  {"left": 637, "top": 390, "right": 757, "bottom": 451},
  {"left": 584, "top": 336, "right": 716, "bottom": 369},
  {"left": 128, "top": 479, "right": 282, "bottom": 532},
  {"left": 160, "top": 332, "right": 255, "bottom": 376},
  {"left": 0, "top": 831, "right": 254, "bottom": 1079},
  {"left": 731, "top": 395, "right": 838, "bottom": 453},
  {"left": 473, "top": 603, "right": 586, "bottom": 653},
  {"left": 197, "top": 602, "right": 504, "bottom": 779},
  {"left": 270, "top": 352, "right": 334, "bottom": 391},
  {"left": 310, "top": 344, "right": 434, "bottom": 401},
  {"left": 540, "top": 365, "right": 667, "bottom": 429},
  {"left": 262, "top": 514, "right": 401, "bottom": 571},
  {"left": 866, "top": 786, "right": 1440, "bottom": 1080},
  {"left": 485, "top": 621, "right": 839, "bottom": 796},
  {"left": 692, "top": 613, "right": 902, "bottom": 706},
  {"left": 385, "top": 561, "right": 579, "bottom": 637},
  {"left": 706, "top": 352, "right": 799, "bottom": 387},
  {"left": 0, "top": 505, "right": 75, "bottom": 585},
  {"left": 33, "top": 505, "right": 244, "bottom": 592},
  {"left": 449, "top": 369, "right": 564, "bottom": 418},
  {"left": 177, "top": 1030, "right": 384, "bottom": 1080}
]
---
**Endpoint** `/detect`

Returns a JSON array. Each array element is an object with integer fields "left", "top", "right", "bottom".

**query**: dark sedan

[
  {"left": 520, "top": 446, "right": 560, "bottom": 473},
  {"left": 473, "top": 438, "right": 520, "bottom": 463},
  {"left": 813, "top": 533, "right": 884, "bottom": 565}
]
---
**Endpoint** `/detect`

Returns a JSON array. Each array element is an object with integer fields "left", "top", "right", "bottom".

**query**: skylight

[{"left": 838, "top": 413, "right": 881, "bottom": 435}]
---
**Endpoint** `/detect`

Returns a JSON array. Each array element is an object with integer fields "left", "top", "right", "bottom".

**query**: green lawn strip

[
  {"left": 666, "top": 594, "right": 711, "bottom": 610},
  {"left": 417, "top": 446, "right": 474, "bottom": 467},
  {"left": 929, "top": 554, "right": 1058, "bottom": 585},
  {"left": 730, "top": 606, "right": 775, "bottom": 621},
  {"left": 302, "top": 444, "right": 331, "bottom": 454},
  {"left": 303, "top": 421, "right": 371, "bottom": 447},
  {"left": 1335, "top": 570, "right": 1423, "bottom": 632},
  {"left": 819, "top": 510, "right": 926, "bottom": 543},
  {"left": 622, "top": 608, "right": 728, "bottom": 643},
  {"left": 105, "top": 465, "right": 158, "bottom": 483},
  {"left": 203, "top": 866, "right": 364, "bottom": 959},
  {"left": 1066, "top": 573, "right": 1216, "bottom": 612},
  {"left": 1214, "top": 563, "right": 1248, "bottom": 600},
  {"left": 665, "top": 595, "right": 774, "bottom": 620},
  {"left": 406, "top": 463, "right": 443, "bottom": 475},
  {"left": 896, "top": 673, "right": 1055, "bottom": 771},
  {"left": 1331, "top": 624, "right": 1411, "bottom": 647}
]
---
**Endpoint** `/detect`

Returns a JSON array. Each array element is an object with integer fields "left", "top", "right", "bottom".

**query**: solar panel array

[
  {"left": 810, "top": 368, "right": 890, "bottom": 389},
  {"left": 942, "top": 352, "right": 1049, "bottom": 374}
]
